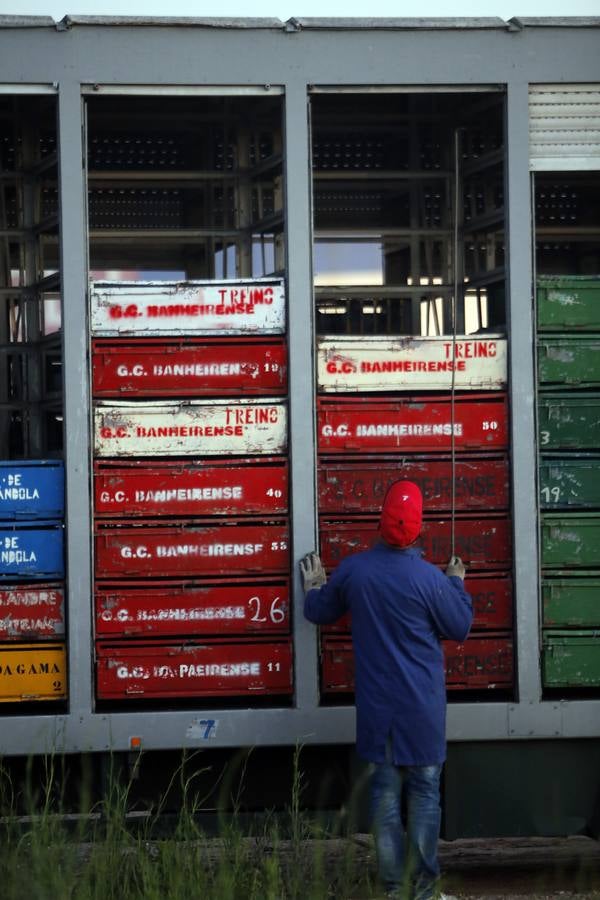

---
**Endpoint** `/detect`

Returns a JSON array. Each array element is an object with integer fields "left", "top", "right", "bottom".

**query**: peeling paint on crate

[
  {"left": 318, "top": 455, "right": 509, "bottom": 513},
  {"left": 94, "top": 520, "right": 289, "bottom": 577},
  {"left": 318, "top": 394, "right": 508, "bottom": 453},
  {"left": 538, "top": 339, "right": 600, "bottom": 387},
  {"left": 90, "top": 279, "right": 286, "bottom": 336},
  {"left": 94, "top": 459, "right": 288, "bottom": 517},
  {"left": 94, "top": 399, "right": 287, "bottom": 457},
  {"left": 538, "top": 394, "right": 600, "bottom": 449},
  {"left": 319, "top": 515, "right": 511, "bottom": 568},
  {"left": 542, "top": 515, "right": 600, "bottom": 567},
  {"left": 0, "top": 461, "right": 64, "bottom": 521},
  {"left": 539, "top": 456, "right": 600, "bottom": 509},
  {"left": 537, "top": 277, "right": 600, "bottom": 331},
  {"left": 96, "top": 640, "right": 293, "bottom": 699},
  {"left": 92, "top": 338, "right": 288, "bottom": 397},
  {"left": 548, "top": 291, "right": 581, "bottom": 306},
  {"left": 542, "top": 575, "right": 600, "bottom": 628},
  {"left": 543, "top": 631, "right": 600, "bottom": 687},
  {"left": 318, "top": 336, "right": 507, "bottom": 392},
  {"left": 0, "top": 525, "right": 64, "bottom": 579},
  {"left": 320, "top": 635, "right": 513, "bottom": 693},
  {"left": 95, "top": 580, "right": 290, "bottom": 637},
  {"left": 0, "top": 585, "right": 64, "bottom": 639}
]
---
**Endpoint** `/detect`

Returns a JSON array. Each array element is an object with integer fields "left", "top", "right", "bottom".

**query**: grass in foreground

[{"left": 0, "top": 748, "right": 376, "bottom": 900}]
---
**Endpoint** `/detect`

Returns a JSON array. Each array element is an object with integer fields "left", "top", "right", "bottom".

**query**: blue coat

[{"left": 304, "top": 543, "right": 473, "bottom": 766}]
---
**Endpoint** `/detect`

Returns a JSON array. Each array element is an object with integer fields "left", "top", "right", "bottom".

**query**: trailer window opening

[
  {"left": 86, "top": 94, "right": 285, "bottom": 281},
  {"left": 311, "top": 91, "right": 506, "bottom": 338}
]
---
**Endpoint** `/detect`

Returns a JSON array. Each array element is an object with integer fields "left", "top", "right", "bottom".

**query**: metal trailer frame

[{"left": 0, "top": 15, "right": 599, "bottom": 756}]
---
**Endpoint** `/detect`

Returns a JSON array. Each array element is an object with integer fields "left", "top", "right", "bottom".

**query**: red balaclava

[{"left": 379, "top": 480, "right": 423, "bottom": 548}]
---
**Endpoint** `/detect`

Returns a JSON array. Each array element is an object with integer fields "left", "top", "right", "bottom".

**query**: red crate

[
  {"left": 319, "top": 514, "right": 512, "bottom": 568},
  {"left": 319, "top": 571, "right": 512, "bottom": 635},
  {"left": 92, "top": 337, "right": 287, "bottom": 397},
  {"left": 96, "top": 638, "right": 293, "bottom": 699},
  {"left": 0, "top": 584, "right": 64, "bottom": 640},
  {"left": 443, "top": 633, "right": 514, "bottom": 689},
  {"left": 321, "top": 638, "right": 354, "bottom": 693},
  {"left": 320, "top": 633, "right": 514, "bottom": 693},
  {"left": 95, "top": 578, "right": 290, "bottom": 638},
  {"left": 94, "top": 458, "right": 288, "bottom": 518},
  {"left": 94, "top": 518, "right": 289, "bottom": 578},
  {"left": 317, "top": 393, "right": 508, "bottom": 454},
  {"left": 318, "top": 454, "right": 509, "bottom": 513},
  {"left": 467, "top": 572, "right": 513, "bottom": 630}
]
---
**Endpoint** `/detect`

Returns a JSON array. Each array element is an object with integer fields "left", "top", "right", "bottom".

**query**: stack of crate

[
  {"left": 0, "top": 460, "right": 66, "bottom": 703},
  {"left": 315, "top": 334, "right": 514, "bottom": 697},
  {"left": 90, "top": 279, "right": 293, "bottom": 706},
  {"left": 537, "top": 276, "right": 600, "bottom": 691}
]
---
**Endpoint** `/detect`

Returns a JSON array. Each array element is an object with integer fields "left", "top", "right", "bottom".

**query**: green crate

[
  {"left": 542, "top": 573, "right": 600, "bottom": 626},
  {"left": 538, "top": 393, "right": 600, "bottom": 450},
  {"left": 543, "top": 630, "right": 600, "bottom": 687},
  {"left": 537, "top": 276, "right": 600, "bottom": 332},
  {"left": 539, "top": 455, "right": 600, "bottom": 508},
  {"left": 541, "top": 513, "right": 600, "bottom": 567},
  {"left": 538, "top": 337, "right": 600, "bottom": 387}
]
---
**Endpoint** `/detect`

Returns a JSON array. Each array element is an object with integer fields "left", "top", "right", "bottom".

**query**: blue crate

[
  {"left": 0, "top": 521, "right": 64, "bottom": 579},
  {"left": 0, "top": 461, "right": 64, "bottom": 522}
]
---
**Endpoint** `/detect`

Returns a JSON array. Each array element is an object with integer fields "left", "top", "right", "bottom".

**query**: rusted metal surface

[
  {"left": 317, "top": 394, "right": 509, "bottom": 453},
  {"left": 319, "top": 514, "right": 512, "bottom": 568},
  {"left": 0, "top": 584, "right": 65, "bottom": 640},
  {"left": 318, "top": 454, "right": 510, "bottom": 513},
  {"left": 95, "top": 578, "right": 290, "bottom": 637},
  {"left": 90, "top": 279, "right": 286, "bottom": 336},
  {"left": 92, "top": 337, "right": 288, "bottom": 397},
  {"left": 318, "top": 336, "right": 507, "bottom": 392},
  {"left": 96, "top": 638, "right": 293, "bottom": 699},
  {"left": 320, "top": 633, "right": 514, "bottom": 693},
  {"left": 94, "top": 399, "right": 287, "bottom": 457},
  {"left": 0, "top": 642, "right": 67, "bottom": 702},
  {"left": 0, "top": 461, "right": 64, "bottom": 522},
  {"left": 0, "top": 523, "right": 64, "bottom": 579},
  {"left": 95, "top": 519, "right": 289, "bottom": 577},
  {"left": 94, "top": 459, "right": 288, "bottom": 518}
]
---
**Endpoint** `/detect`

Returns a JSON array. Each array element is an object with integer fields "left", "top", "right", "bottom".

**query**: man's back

[{"left": 304, "top": 542, "right": 472, "bottom": 765}]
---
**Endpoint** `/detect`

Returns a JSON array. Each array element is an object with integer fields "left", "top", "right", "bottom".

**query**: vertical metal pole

[
  {"left": 57, "top": 80, "right": 94, "bottom": 722},
  {"left": 505, "top": 82, "right": 540, "bottom": 703},
  {"left": 284, "top": 83, "right": 320, "bottom": 711}
]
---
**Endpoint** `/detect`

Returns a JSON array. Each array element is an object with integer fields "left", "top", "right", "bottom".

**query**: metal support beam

[
  {"left": 505, "top": 81, "right": 540, "bottom": 703},
  {"left": 285, "top": 83, "right": 321, "bottom": 713},
  {"left": 58, "top": 81, "right": 94, "bottom": 718}
]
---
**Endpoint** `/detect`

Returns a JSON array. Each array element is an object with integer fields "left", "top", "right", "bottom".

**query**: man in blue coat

[{"left": 300, "top": 480, "right": 472, "bottom": 900}]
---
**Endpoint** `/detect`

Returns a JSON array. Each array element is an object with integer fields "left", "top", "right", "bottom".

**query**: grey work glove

[
  {"left": 446, "top": 555, "right": 466, "bottom": 580},
  {"left": 299, "top": 551, "right": 327, "bottom": 594}
]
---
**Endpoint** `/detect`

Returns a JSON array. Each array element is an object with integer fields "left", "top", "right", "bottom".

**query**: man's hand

[
  {"left": 299, "top": 552, "right": 327, "bottom": 593},
  {"left": 446, "top": 555, "right": 466, "bottom": 580}
]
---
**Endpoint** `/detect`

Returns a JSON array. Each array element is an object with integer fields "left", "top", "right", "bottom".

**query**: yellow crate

[{"left": 0, "top": 642, "right": 66, "bottom": 702}]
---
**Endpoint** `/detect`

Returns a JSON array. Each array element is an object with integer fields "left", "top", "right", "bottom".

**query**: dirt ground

[{"left": 349, "top": 834, "right": 600, "bottom": 898}]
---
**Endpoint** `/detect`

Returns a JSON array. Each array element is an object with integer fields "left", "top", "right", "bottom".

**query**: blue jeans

[{"left": 370, "top": 760, "right": 442, "bottom": 899}]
